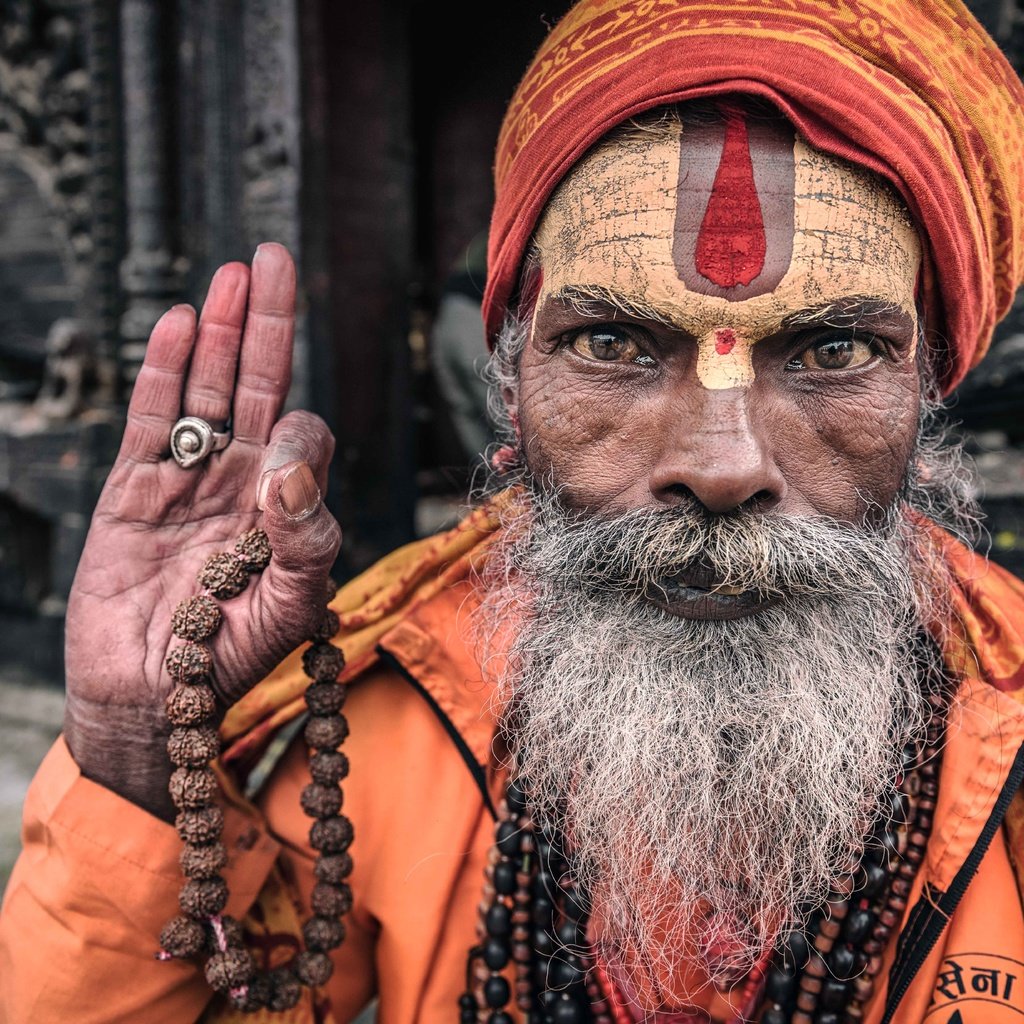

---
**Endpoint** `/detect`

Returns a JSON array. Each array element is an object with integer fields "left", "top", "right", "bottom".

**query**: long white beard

[{"left": 479, "top": 490, "right": 941, "bottom": 1007}]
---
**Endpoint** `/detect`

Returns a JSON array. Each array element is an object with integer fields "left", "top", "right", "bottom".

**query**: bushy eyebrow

[
  {"left": 780, "top": 298, "right": 916, "bottom": 337},
  {"left": 539, "top": 287, "right": 917, "bottom": 347},
  {"left": 546, "top": 284, "right": 678, "bottom": 329}
]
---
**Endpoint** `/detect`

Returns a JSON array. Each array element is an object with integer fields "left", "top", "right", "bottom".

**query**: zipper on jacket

[{"left": 377, "top": 645, "right": 499, "bottom": 820}]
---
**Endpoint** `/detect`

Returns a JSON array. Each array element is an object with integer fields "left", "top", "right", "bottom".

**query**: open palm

[{"left": 63, "top": 244, "right": 341, "bottom": 813}]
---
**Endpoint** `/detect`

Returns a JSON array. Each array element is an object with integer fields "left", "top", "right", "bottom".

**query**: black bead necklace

[
  {"left": 463, "top": 778, "right": 606, "bottom": 1024},
  {"left": 758, "top": 687, "right": 946, "bottom": 1024}
]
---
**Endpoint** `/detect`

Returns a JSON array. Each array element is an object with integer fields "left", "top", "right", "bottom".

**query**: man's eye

[
  {"left": 570, "top": 326, "right": 652, "bottom": 364},
  {"left": 789, "top": 335, "right": 875, "bottom": 371}
]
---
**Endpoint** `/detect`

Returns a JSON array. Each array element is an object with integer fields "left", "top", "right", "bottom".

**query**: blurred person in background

[{"left": 431, "top": 231, "right": 492, "bottom": 464}]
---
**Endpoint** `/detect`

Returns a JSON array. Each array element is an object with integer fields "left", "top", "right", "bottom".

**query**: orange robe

[{"left": 4, "top": 504, "right": 1024, "bottom": 1024}]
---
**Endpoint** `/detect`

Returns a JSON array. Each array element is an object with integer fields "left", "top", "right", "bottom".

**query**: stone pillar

[
  {"left": 83, "top": 0, "right": 125, "bottom": 396},
  {"left": 240, "top": 0, "right": 308, "bottom": 410},
  {"left": 300, "top": 0, "right": 417, "bottom": 574},
  {"left": 118, "top": 0, "right": 185, "bottom": 390},
  {"left": 174, "top": 0, "right": 308, "bottom": 411}
]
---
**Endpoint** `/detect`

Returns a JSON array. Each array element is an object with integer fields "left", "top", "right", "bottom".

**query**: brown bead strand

[
  {"left": 158, "top": 531, "right": 352, "bottom": 1014},
  {"left": 790, "top": 841, "right": 897, "bottom": 1023},
  {"left": 462, "top": 776, "right": 617, "bottom": 1024},
  {"left": 759, "top": 648, "right": 952, "bottom": 1024},
  {"left": 511, "top": 827, "right": 536, "bottom": 1016},
  {"left": 784, "top": 765, "right": 938, "bottom": 1024},
  {"left": 842, "top": 803, "right": 916, "bottom": 1017},
  {"left": 759, "top": 695, "right": 947, "bottom": 1024}
]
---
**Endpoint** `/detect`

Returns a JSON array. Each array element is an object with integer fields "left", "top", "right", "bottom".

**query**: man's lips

[{"left": 646, "top": 568, "right": 778, "bottom": 620}]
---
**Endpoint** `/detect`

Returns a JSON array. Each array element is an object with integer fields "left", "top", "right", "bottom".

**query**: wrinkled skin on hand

[{"left": 63, "top": 244, "right": 342, "bottom": 819}]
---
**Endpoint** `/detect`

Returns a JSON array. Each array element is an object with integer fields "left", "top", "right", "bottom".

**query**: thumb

[
  {"left": 258, "top": 459, "right": 342, "bottom": 637},
  {"left": 255, "top": 409, "right": 334, "bottom": 511}
]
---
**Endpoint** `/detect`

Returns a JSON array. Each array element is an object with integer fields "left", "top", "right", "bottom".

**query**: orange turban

[{"left": 483, "top": 0, "right": 1024, "bottom": 393}]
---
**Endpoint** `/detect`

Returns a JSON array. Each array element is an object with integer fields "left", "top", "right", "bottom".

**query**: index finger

[{"left": 231, "top": 243, "right": 296, "bottom": 445}]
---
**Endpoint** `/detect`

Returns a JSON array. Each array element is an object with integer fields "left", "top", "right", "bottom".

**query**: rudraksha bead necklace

[
  {"left": 465, "top": 645, "right": 950, "bottom": 1024},
  {"left": 158, "top": 528, "right": 353, "bottom": 1013}
]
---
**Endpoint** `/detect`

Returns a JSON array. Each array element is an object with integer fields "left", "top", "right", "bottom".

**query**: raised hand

[{"left": 63, "top": 244, "right": 342, "bottom": 819}]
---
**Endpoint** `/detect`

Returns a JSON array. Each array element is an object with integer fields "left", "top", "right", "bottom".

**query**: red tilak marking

[
  {"left": 694, "top": 111, "right": 766, "bottom": 288},
  {"left": 714, "top": 328, "right": 737, "bottom": 356}
]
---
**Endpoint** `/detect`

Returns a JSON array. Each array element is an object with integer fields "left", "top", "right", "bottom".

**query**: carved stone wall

[
  {"left": 0, "top": 0, "right": 123, "bottom": 681},
  {"left": 0, "top": 1, "right": 93, "bottom": 298},
  {"left": 0, "top": 159, "right": 77, "bottom": 398},
  {"left": 0, "top": 0, "right": 312, "bottom": 682}
]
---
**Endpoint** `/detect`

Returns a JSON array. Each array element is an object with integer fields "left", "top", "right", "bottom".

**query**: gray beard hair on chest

[{"left": 476, "top": 489, "right": 945, "bottom": 1007}]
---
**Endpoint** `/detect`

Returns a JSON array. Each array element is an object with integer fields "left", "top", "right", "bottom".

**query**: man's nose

[{"left": 648, "top": 388, "right": 786, "bottom": 514}]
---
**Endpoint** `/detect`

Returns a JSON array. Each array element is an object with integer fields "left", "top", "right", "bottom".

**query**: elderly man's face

[
  {"left": 491, "top": 109, "right": 938, "bottom": 1000},
  {"left": 513, "top": 109, "right": 922, "bottom": 539}
]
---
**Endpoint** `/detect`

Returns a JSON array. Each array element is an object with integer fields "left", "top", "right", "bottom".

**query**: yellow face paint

[
  {"left": 532, "top": 120, "right": 921, "bottom": 389},
  {"left": 695, "top": 328, "right": 755, "bottom": 389}
]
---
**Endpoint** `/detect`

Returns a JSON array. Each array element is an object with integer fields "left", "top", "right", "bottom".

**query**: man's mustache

[{"left": 519, "top": 489, "right": 906, "bottom": 602}]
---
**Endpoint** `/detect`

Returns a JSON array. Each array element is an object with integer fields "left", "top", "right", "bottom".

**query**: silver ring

[{"left": 170, "top": 416, "right": 231, "bottom": 468}]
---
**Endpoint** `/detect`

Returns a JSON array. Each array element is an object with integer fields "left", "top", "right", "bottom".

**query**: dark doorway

[{"left": 301, "top": 2, "right": 571, "bottom": 576}]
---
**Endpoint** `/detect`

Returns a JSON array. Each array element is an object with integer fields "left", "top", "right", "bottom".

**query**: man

[
  {"left": 3, "top": 1, "right": 1024, "bottom": 1022},
  {"left": 431, "top": 232, "right": 492, "bottom": 462}
]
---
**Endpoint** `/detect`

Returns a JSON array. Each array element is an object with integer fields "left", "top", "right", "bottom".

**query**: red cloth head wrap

[{"left": 483, "top": 0, "right": 1024, "bottom": 392}]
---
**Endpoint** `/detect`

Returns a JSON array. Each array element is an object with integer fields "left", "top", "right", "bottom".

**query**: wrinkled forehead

[{"left": 533, "top": 109, "right": 922, "bottom": 340}]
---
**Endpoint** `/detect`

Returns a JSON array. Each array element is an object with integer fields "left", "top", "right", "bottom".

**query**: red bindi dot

[{"left": 714, "top": 328, "right": 737, "bottom": 356}]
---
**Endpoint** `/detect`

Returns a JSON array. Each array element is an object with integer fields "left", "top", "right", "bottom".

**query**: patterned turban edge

[{"left": 483, "top": 0, "right": 1024, "bottom": 394}]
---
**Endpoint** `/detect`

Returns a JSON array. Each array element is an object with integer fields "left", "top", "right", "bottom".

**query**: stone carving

[
  {"left": 0, "top": 0, "right": 93, "bottom": 292},
  {"left": 34, "top": 318, "right": 111, "bottom": 421}
]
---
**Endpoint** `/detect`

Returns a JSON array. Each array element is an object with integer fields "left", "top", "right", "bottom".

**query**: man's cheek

[
  {"left": 519, "top": 366, "right": 628, "bottom": 442},
  {"left": 519, "top": 380, "right": 654, "bottom": 506},
  {"left": 791, "top": 381, "right": 918, "bottom": 514}
]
